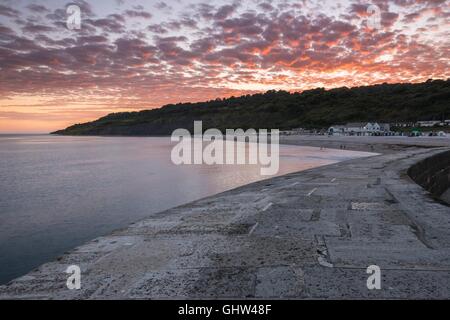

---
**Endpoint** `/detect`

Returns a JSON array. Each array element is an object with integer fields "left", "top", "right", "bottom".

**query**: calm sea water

[{"left": 0, "top": 135, "right": 374, "bottom": 284}]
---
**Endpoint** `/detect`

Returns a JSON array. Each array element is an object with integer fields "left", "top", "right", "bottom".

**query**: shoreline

[
  {"left": 44, "top": 132, "right": 450, "bottom": 155},
  {"left": 1, "top": 136, "right": 450, "bottom": 299}
]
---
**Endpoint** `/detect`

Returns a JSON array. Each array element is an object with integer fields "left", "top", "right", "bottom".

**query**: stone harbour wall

[{"left": 408, "top": 150, "right": 450, "bottom": 203}]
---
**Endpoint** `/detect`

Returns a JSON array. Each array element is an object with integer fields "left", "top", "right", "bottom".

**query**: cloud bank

[{"left": 0, "top": 0, "right": 448, "bottom": 132}]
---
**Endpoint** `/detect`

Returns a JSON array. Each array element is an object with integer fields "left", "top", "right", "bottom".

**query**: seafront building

[
  {"left": 328, "top": 122, "right": 391, "bottom": 136},
  {"left": 417, "top": 120, "right": 443, "bottom": 127}
]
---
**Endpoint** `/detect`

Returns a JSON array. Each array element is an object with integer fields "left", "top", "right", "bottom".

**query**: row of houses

[
  {"left": 282, "top": 120, "right": 450, "bottom": 137},
  {"left": 328, "top": 122, "right": 391, "bottom": 136},
  {"left": 393, "top": 120, "right": 450, "bottom": 128},
  {"left": 416, "top": 120, "right": 450, "bottom": 127}
]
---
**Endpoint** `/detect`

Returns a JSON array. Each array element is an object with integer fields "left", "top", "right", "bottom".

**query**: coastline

[
  {"left": 50, "top": 132, "right": 450, "bottom": 152},
  {"left": 1, "top": 136, "right": 450, "bottom": 299}
]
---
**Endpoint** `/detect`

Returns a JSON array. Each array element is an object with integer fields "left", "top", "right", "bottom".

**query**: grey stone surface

[
  {"left": 129, "top": 267, "right": 257, "bottom": 299},
  {"left": 1, "top": 136, "right": 450, "bottom": 299},
  {"left": 302, "top": 266, "right": 450, "bottom": 299}
]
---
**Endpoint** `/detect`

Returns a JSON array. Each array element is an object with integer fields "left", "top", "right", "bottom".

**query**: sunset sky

[{"left": 0, "top": 0, "right": 449, "bottom": 133}]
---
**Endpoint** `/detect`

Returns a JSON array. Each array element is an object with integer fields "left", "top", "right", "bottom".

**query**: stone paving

[{"left": 1, "top": 142, "right": 450, "bottom": 299}]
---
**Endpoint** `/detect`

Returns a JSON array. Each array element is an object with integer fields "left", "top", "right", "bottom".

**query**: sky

[{"left": 0, "top": 0, "right": 449, "bottom": 133}]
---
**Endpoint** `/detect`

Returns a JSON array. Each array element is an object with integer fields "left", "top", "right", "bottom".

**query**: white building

[
  {"left": 328, "top": 125, "right": 347, "bottom": 136},
  {"left": 417, "top": 120, "right": 442, "bottom": 127},
  {"left": 328, "top": 122, "right": 390, "bottom": 136}
]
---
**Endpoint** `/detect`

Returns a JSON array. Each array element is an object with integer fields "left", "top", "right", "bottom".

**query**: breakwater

[{"left": 408, "top": 150, "right": 450, "bottom": 204}]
